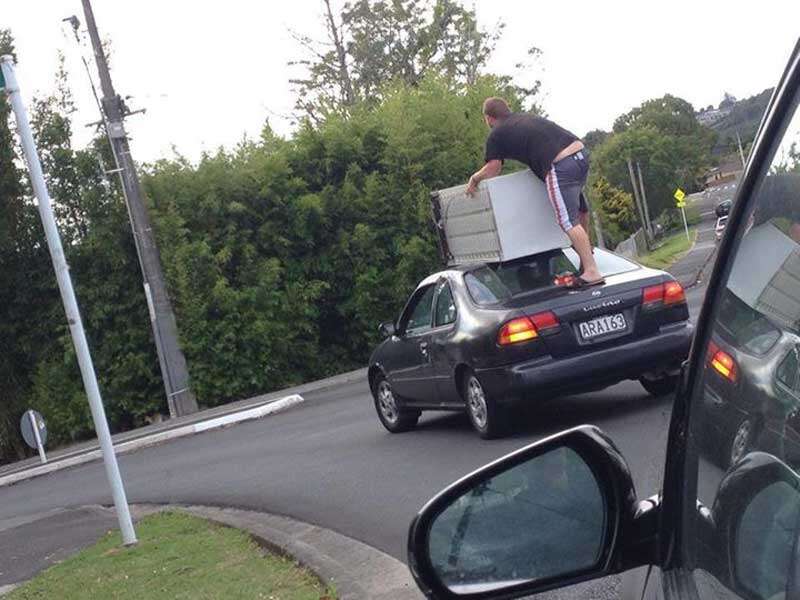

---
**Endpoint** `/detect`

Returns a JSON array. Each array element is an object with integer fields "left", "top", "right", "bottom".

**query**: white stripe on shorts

[{"left": 546, "top": 166, "right": 573, "bottom": 231}]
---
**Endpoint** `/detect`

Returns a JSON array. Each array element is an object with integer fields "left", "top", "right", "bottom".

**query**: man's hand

[
  {"left": 466, "top": 173, "right": 481, "bottom": 196},
  {"left": 466, "top": 160, "right": 502, "bottom": 197}
]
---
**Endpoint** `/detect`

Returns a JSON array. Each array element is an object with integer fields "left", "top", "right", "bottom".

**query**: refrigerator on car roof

[{"left": 430, "top": 170, "right": 571, "bottom": 266}]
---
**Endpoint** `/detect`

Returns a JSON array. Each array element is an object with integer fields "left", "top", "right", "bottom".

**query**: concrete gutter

[{"left": 0, "top": 394, "right": 304, "bottom": 489}]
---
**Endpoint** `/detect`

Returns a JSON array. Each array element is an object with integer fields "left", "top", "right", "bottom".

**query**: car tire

[
  {"left": 639, "top": 374, "right": 679, "bottom": 397},
  {"left": 462, "top": 371, "right": 509, "bottom": 439},
  {"left": 726, "top": 417, "right": 755, "bottom": 468},
  {"left": 372, "top": 374, "right": 420, "bottom": 433}
]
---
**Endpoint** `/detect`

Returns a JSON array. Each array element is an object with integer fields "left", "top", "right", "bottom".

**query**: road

[{"left": 0, "top": 192, "right": 721, "bottom": 598}]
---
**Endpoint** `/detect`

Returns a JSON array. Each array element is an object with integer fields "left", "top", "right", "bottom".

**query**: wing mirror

[
  {"left": 379, "top": 322, "right": 397, "bottom": 338},
  {"left": 407, "top": 426, "right": 656, "bottom": 599},
  {"left": 706, "top": 452, "right": 800, "bottom": 600}
]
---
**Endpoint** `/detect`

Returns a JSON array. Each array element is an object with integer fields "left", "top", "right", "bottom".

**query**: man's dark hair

[{"left": 483, "top": 97, "right": 511, "bottom": 119}]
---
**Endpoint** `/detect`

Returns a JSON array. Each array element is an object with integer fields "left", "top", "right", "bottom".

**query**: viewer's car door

[
  {"left": 662, "top": 41, "right": 800, "bottom": 600},
  {"left": 388, "top": 284, "right": 437, "bottom": 402}
]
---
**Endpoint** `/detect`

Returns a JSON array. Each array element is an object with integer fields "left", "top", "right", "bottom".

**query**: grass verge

[
  {"left": 7, "top": 511, "right": 335, "bottom": 600},
  {"left": 637, "top": 228, "right": 698, "bottom": 270}
]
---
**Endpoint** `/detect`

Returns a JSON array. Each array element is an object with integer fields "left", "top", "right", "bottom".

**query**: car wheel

[
  {"left": 727, "top": 418, "right": 755, "bottom": 467},
  {"left": 639, "top": 374, "right": 679, "bottom": 397},
  {"left": 372, "top": 374, "right": 419, "bottom": 433},
  {"left": 463, "top": 372, "right": 508, "bottom": 439}
]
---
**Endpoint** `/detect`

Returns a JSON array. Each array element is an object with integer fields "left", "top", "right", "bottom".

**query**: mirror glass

[
  {"left": 736, "top": 480, "right": 800, "bottom": 600},
  {"left": 427, "top": 446, "right": 606, "bottom": 594}
]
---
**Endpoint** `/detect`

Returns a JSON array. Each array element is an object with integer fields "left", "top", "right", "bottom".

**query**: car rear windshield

[
  {"left": 464, "top": 248, "right": 638, "bottom": 306},
  {"left": 716, "top": 289, "right": 781, "bottom": 355}
]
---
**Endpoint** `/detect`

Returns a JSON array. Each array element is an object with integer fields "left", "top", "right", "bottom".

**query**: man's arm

[{"left": 466, "top": 159, "right": 503, "bottom": 196}]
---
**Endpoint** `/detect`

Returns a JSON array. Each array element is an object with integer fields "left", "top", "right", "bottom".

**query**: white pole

[
  {"left": 681, "top": 206, "right": 690, "bottom": 242},
  {"left": 29, "top": 411, "right": 47, "bottom": 464},
  {"left": 1, "top": 56, "right": 137, "bottom": 546}
]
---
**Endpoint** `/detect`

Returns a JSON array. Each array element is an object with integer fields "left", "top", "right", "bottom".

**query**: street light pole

[
  {"left": 1, "top": 56, "right": 137, "bottom": 546},
  {"left": 80, "top": 0, "right": 198, "bottom": 417}
]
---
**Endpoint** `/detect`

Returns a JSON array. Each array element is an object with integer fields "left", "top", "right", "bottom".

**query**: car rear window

[
  {"left": 716, "top": 289, "right": 781, "bottom": 355},
  {"left": 464, "top": 248, "right": 638, "bottom": 306}
]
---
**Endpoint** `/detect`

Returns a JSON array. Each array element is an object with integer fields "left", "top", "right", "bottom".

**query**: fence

[{"left": 614, "top": 228, "right": 648, "bottom": 259}]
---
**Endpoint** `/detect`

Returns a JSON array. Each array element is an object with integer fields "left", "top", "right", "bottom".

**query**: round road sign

[{"left": 20, "top": 409, "right": 47, "bottom": 449}]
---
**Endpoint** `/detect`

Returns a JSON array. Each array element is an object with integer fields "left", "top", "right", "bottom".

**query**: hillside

[{"left": 706, "top": 88, "right": 773, "bottom": 157}]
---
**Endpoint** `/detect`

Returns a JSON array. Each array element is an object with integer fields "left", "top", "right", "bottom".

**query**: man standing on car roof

[{"left": 466, "top": 97, "right": 603, "bottom": 286}]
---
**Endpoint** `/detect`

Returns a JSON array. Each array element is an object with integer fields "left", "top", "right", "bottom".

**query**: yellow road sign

[
  {"left": 676, "top": 201, "right": 686, "bottom": 208},
  {"left": 674, "top": 188, "right": 686, "bottom": 202}
]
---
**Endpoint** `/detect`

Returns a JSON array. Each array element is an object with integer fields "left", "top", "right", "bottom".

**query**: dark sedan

[
  {"left": 716, "top": 198, "right": 733, "bottom": 217},
  {"left": 368, "top": 247, "right": 693, "bottom": 438}
]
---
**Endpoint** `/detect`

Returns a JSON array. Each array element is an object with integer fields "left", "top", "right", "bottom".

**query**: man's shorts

[{"left": 544, "top": 150, "right": 590, "bottom": 232}]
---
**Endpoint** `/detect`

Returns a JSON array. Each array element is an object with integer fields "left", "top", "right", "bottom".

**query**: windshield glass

[{"left": 465, "top": 248, "right": 638, "bottom": 305}]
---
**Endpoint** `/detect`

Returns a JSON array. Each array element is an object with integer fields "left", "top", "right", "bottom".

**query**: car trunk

[{"left": 497, "top": 270, "right": 683, "bottom": 361}]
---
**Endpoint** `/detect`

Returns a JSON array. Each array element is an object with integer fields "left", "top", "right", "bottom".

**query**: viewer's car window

[
  {"left": 434, "top": 282, "right": 457, "bottom": 327},
  {"left": 402, "top": 285, "right": 436, "bottom": 334},
  {"left": 685, "top": 89, "right": 800, "bottom": 599},
  {"left": 465, "top": 248, "right": 637, "bottom": 306}
]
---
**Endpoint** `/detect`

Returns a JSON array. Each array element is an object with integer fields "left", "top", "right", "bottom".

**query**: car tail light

[
  {"left": 707, "top": 341, "right": 737, "bottom": 382},
  {"left": 642, "top": 281, "right": 686, "bottom": 309},
  {"left": 498, "top": 317, "right": 538, "bottom": 345},
  {"left": 530, "top": 310, "right": 560, "bottom": 332},
  {"left": 642, "top": 283, "right": 664, "bottom": 306},
  {"left": 498, "top": 312, "right": 560, "bottom": 345},
  {"left": 664, "top": 281, "right": 686, "bottom": 305}
]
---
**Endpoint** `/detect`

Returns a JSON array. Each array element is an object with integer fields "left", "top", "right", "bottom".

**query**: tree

[
  {"left": 289, "top": 0, "right": 527, "bottom": 119},
  {"left": 594, "top": 95, "right": 715, "bottom": 225},
  {"left": 589, "top": 176, "right": 635, "bottom": 248},
  {"left": 583, "top": 129, "right": 609, "bottom": 152}
]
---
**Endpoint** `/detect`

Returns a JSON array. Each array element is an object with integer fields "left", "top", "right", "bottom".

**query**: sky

[{"left": 5, "top": 1, "right": 799, "bottom": 164}]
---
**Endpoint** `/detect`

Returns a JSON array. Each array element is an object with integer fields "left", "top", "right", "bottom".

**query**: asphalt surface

[{"left": 0, "top": 191, "right": 721, "bottom": 598}]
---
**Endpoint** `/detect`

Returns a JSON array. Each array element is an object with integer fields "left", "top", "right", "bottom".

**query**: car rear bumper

[{"left": 476, "top": 321, "right": 694, "bottom": 403}]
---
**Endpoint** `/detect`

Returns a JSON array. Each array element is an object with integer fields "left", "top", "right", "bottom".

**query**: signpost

[
  {"left": 20, "top": 410, "right": 47, "bottom": 464},
  {"left": 1, "top": 56, "right": 137, "bottom": 546},
  {"left": 674, "top": 188, "right": 690, "bottom": 242}
]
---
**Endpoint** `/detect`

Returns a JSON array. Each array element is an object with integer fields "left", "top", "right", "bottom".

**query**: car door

[
  {"left": 388, "top": 284, "right": 437, "bottom": 402},
  {"left": 429, "top": 278, "right": 462, "bottom": 406},
  {"left": 656, "top": 40, "right": 800, "bottom": 600}
]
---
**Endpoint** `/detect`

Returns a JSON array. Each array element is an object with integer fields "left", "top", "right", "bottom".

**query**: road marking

[{"left": 701, "top": 211, "right": 714, "bottom": 217}]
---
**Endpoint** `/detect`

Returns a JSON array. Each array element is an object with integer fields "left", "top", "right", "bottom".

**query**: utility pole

[
  {"left": 627, "top": 158, "right": 650, "bottom": 247},
  {"left": 636, "top": 161, "right": 653, "bottom": 238},
  {"left": 1, "top": 56, "right": 137, "bottom": 546},
  {"left": 736, "top": 131, "right": 747, "bottom": 169},
  {"left": 80, "top": 0, "right": 197, "bottom": 417}
]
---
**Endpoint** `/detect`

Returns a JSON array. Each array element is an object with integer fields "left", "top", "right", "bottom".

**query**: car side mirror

[
  {"left": 379, "top": 322, "right": 397, "bottom": 338},
  {"left": 708, "top": 452, "right": 800, "bottom": 600},
  {"left": 408, "top": 426, "right": 655, "bottom": 599}
]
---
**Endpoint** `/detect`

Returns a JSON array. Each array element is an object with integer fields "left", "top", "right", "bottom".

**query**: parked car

[
  {"left": 368, "top": 247, "right": 692, "bottom": 438},
  {"left": 406, "top": 39, "right": 800, "bottom": 600},
  {"left": 716, "top": 198, "right": 733, "bottom": 217},
  {"left": 715, "top": 215, "right": 728, "bottom": 241}
]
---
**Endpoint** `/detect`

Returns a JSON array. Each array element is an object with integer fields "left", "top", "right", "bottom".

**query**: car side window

[
  {"left": 685, "top": 83, "right": 800, "bottom": 599},
  {"left": 777, "top": 347, "right": 798, "bottom": 390},
  {"left": 434, "top": 282, "right": 457, "bottom": 328},
  {"left": 402, "top": 285, "right": 436, "bottom": 335}
]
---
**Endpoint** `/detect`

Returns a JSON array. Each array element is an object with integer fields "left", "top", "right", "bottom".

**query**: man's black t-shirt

[{"left": 484, "top": 113, "right": 579, "bottom": 179}]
